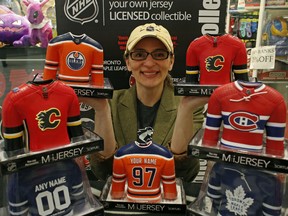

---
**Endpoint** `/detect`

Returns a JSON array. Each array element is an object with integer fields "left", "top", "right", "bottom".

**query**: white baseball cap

[{"left": 125, "top": 23, "right": 174, "bottom": 55}]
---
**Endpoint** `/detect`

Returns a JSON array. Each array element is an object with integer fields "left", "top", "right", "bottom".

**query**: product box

[
  {"left": 188, "top": 129, "right": 288, "bottom": 174},
  {"left": 0, "top": 157, "right": 105, "bottom": 216},
  {"left": 66, "top": 77, "right": 114, "bottom": 98},
  {"left": 186, "top": 161, "right": 288, "bottom": 216},
  {"left": 99, "top": 177, "right": 187, "bottom": 214},
  {"left": 0, "top": 126, "right": 105, "bottom": 215},
  {"left": 174, "top": 79, "right": 219, "bottom": 96},
  {"left": 0, "top": 127, "right": 104, "bottom": 175},
  {"left": 186, "top": 129, "right": 288, "bottom": 215}
]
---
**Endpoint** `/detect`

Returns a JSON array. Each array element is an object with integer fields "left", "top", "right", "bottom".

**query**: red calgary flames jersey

[
  {"left": 2, "top": 80, "right": 83, "bottom": 153},
  {"left": 43, "top": 32, "right": 104, "bottom": 86},
  {"left": 186, "top": 34, "right": 248, "bottom": 84},
  {"left": 203, "top": 81, "right": 286, "bottom": 156},
  {"left": 111, "top": 141, "right": 177, "bottom": 203}
]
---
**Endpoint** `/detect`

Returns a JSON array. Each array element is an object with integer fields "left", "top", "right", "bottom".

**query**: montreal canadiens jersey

[
  {"left": 8, "top": 159, "right": 85, "bottom": 216},
  {"left": 207, "top": 162, "right": 283, "bottom": 216},
  {"left": 111, "top": 141, "right": 177, "bottom": 203},
  {"left": 2, "top": 80, "right": 83, "bottom": 153},
  {"left": 186, "top": 34, "right": 248, "bottom": 84},
  {"left": 203, "top": 80, "right": 286, "bottom": 156},
  {"left": 43, "top": 32, "right": 104, "bottom": 86}
]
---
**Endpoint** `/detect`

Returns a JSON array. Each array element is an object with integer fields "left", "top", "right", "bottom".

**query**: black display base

[
  {"left": 0, "top": 127, "right": 104, "bottom": 175},
  {"left": 188, "top": 129, "right": 288, "bottom": 174},
  {"left": 0, "top": 196, "right": 105, "bottom": 216},
  {"left": 66, "top": 78, "right": 114, "bottom": 98},
  {"left": 99, "top": 177, "right": 187, "bottom": 215},
  {"left": 174, "top": 79, "right": 219, "bottom": 96}
]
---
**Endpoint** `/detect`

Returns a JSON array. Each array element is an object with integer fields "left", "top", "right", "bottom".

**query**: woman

[{"left": 81, "top": 23, "right": 209, "bottom": 192}]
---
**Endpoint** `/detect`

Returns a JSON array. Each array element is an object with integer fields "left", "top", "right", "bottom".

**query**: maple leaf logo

[{"left": 225, "top": 185, "right": 254, "bottom": 215}]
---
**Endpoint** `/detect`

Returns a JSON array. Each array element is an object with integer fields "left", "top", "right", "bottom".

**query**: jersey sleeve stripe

[
  {"left": 233, "top": 69, "right": 249, "bottom": 74},
  {"left": 266, "top": 122, "right": 286, "bottom": 127},
  {"left": 186, "top": 70, "right": 199, "bottom": 75},
  {"left": 207, "top": 113, "right": 222, "bottom": 118},
  {"left": 266, "top": 136, "right": 284, "bottom": 141},
  {"left": 4, "top": 131, "right": 23, "bottom": 139},
  {"left": 45, "top": 60, "right": 59, "bottom": 65},
  {"left": 44, "top": 66, "right": 58, "bottom": 71},
  {"left": 91, "top": 71, "right": 103, "bottom": 74},
  {"left": 112, "top": 178, "right": 126, "bottom": 183},
  {"left": 67, "top": 120, "right": 82, "bottom": 127},
  {"left": 162, "top": 179, "right": 176, "bottom": 184}
]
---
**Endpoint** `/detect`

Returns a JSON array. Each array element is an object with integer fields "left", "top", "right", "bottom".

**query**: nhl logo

[
  {"left": 64, "top": 0, "right": 99, "bottom": 25},
  {"left": 7, "top": 162, "right": 17, "bottom": 172}
]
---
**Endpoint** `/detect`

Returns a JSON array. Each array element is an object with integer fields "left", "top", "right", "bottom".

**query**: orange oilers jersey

[
  {"left": 2, "top": 80, "right": 83, "bottom": 153},
  {"left": 44, "top": 32, "right": 104, "bottom": 86},
  {"left": 111, "top": 141, "right": 177, "bottom": 203}
]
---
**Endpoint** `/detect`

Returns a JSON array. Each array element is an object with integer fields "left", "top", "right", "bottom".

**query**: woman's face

[{"left": 125, "top": 37, "right": 174, "bottom": 89}]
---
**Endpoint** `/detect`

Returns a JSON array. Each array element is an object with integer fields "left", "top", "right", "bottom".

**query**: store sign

[
  {"left": 250, "top": 46, "right": 276, "bottom": 70},
  {"left": 55, "top": 0, "right": 228, "bottom": 89}
]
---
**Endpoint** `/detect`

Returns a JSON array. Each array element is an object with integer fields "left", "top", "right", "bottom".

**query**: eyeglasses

[{"left": 129, "top": 50, "right": 172, "bottom": 61}]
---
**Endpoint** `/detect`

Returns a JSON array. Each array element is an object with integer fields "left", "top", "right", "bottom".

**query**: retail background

[{"left": 0, "top": 0, "right": 227, "bottom": 105}]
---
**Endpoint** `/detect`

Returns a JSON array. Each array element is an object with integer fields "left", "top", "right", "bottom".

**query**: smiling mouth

[{"left": 142, "top": 72, "right": 158, "bottom": 76}]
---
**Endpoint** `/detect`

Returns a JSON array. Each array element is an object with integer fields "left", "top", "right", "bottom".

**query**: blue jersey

[
  {"left": 8, "top": 159, "right": 85, "bottom": 216},
  {"left": 207, "top": 162, "right": 283, "bottom": 216}
]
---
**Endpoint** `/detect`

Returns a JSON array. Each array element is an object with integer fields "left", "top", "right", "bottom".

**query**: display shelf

[
  {"left": 186, "top": 127, "right": 288, "bottom": 216},
  {"left": 0, "top": 127, "right": 104, "bottom": 175},
  {"left": 188, "top": 129, "right": 288, "bottom": 173},
  {"left": 100, "top": 177, "right": 187, "bottom": 215}
]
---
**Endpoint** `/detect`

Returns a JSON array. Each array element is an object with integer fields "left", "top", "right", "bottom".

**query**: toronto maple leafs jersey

[
  {"left": 207, "top": 162, "right": 283, "bottom": 216},
  {"left": 203, "top": 80, "right": 286, "bottom": 156},
  {"left": 111, "top": 141, "right": 177, "bottom": 203},
  {"left": 186, "top": 34, "right": 249, "bottom": 84},
  {"left": 43, "top": 32, "right": 104, "bottom": 86},
  {"left": 8, "top": 159, "right": 85, "bottom": 216},
  {"left": 2, "top": 80, "right": 83, "bottom": 153}
]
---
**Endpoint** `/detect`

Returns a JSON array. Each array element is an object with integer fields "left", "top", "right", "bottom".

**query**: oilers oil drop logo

[{"left": 66, "top": 51, "right": 85, "bottom": 70}]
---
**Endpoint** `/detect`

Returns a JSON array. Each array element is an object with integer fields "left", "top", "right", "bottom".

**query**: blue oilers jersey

[
  {"left": 8, "top": 159, "right": 85, "bottom": 216},
  {"left": 207, "top": 162, "right": 283, "bottom": 216}
]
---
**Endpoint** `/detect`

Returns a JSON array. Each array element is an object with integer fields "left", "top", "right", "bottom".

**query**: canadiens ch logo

[
  {"left": 205, "top": 55, "right": 224, "bottom": 72},
  {"left": 228, "top": 112, "right": 259, "bottom": 131},
  {"left": 64, "top": 0, "right": 99, "bottom": 25},
  {"left": 66, "top": 51, "right": 85, "bottom": 70},
  {"left": 36, "top": 108, "right": 61, "bottom": 131}
]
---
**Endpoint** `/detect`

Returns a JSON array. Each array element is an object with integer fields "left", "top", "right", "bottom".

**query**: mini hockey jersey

[
  {"left": 207, "top": 162, "right": 283, "bottom": 216},
  {"left": 203, "top": 80, "right": 286, "bottom": 156},
  {"left": 111, "top": 128, "right": 177, "bottom": 202},
  {"left": 43, "top": 32, "right": 104, "bottom": 86},
  {"left": 2, "top": 80, "right": 83, "bottom": 153},
  {"left": 8, "top": 159, "right": 85, "bottom": 216},
  {"left": 186, "top": 34, "right": 249, "bottom": 84}
]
